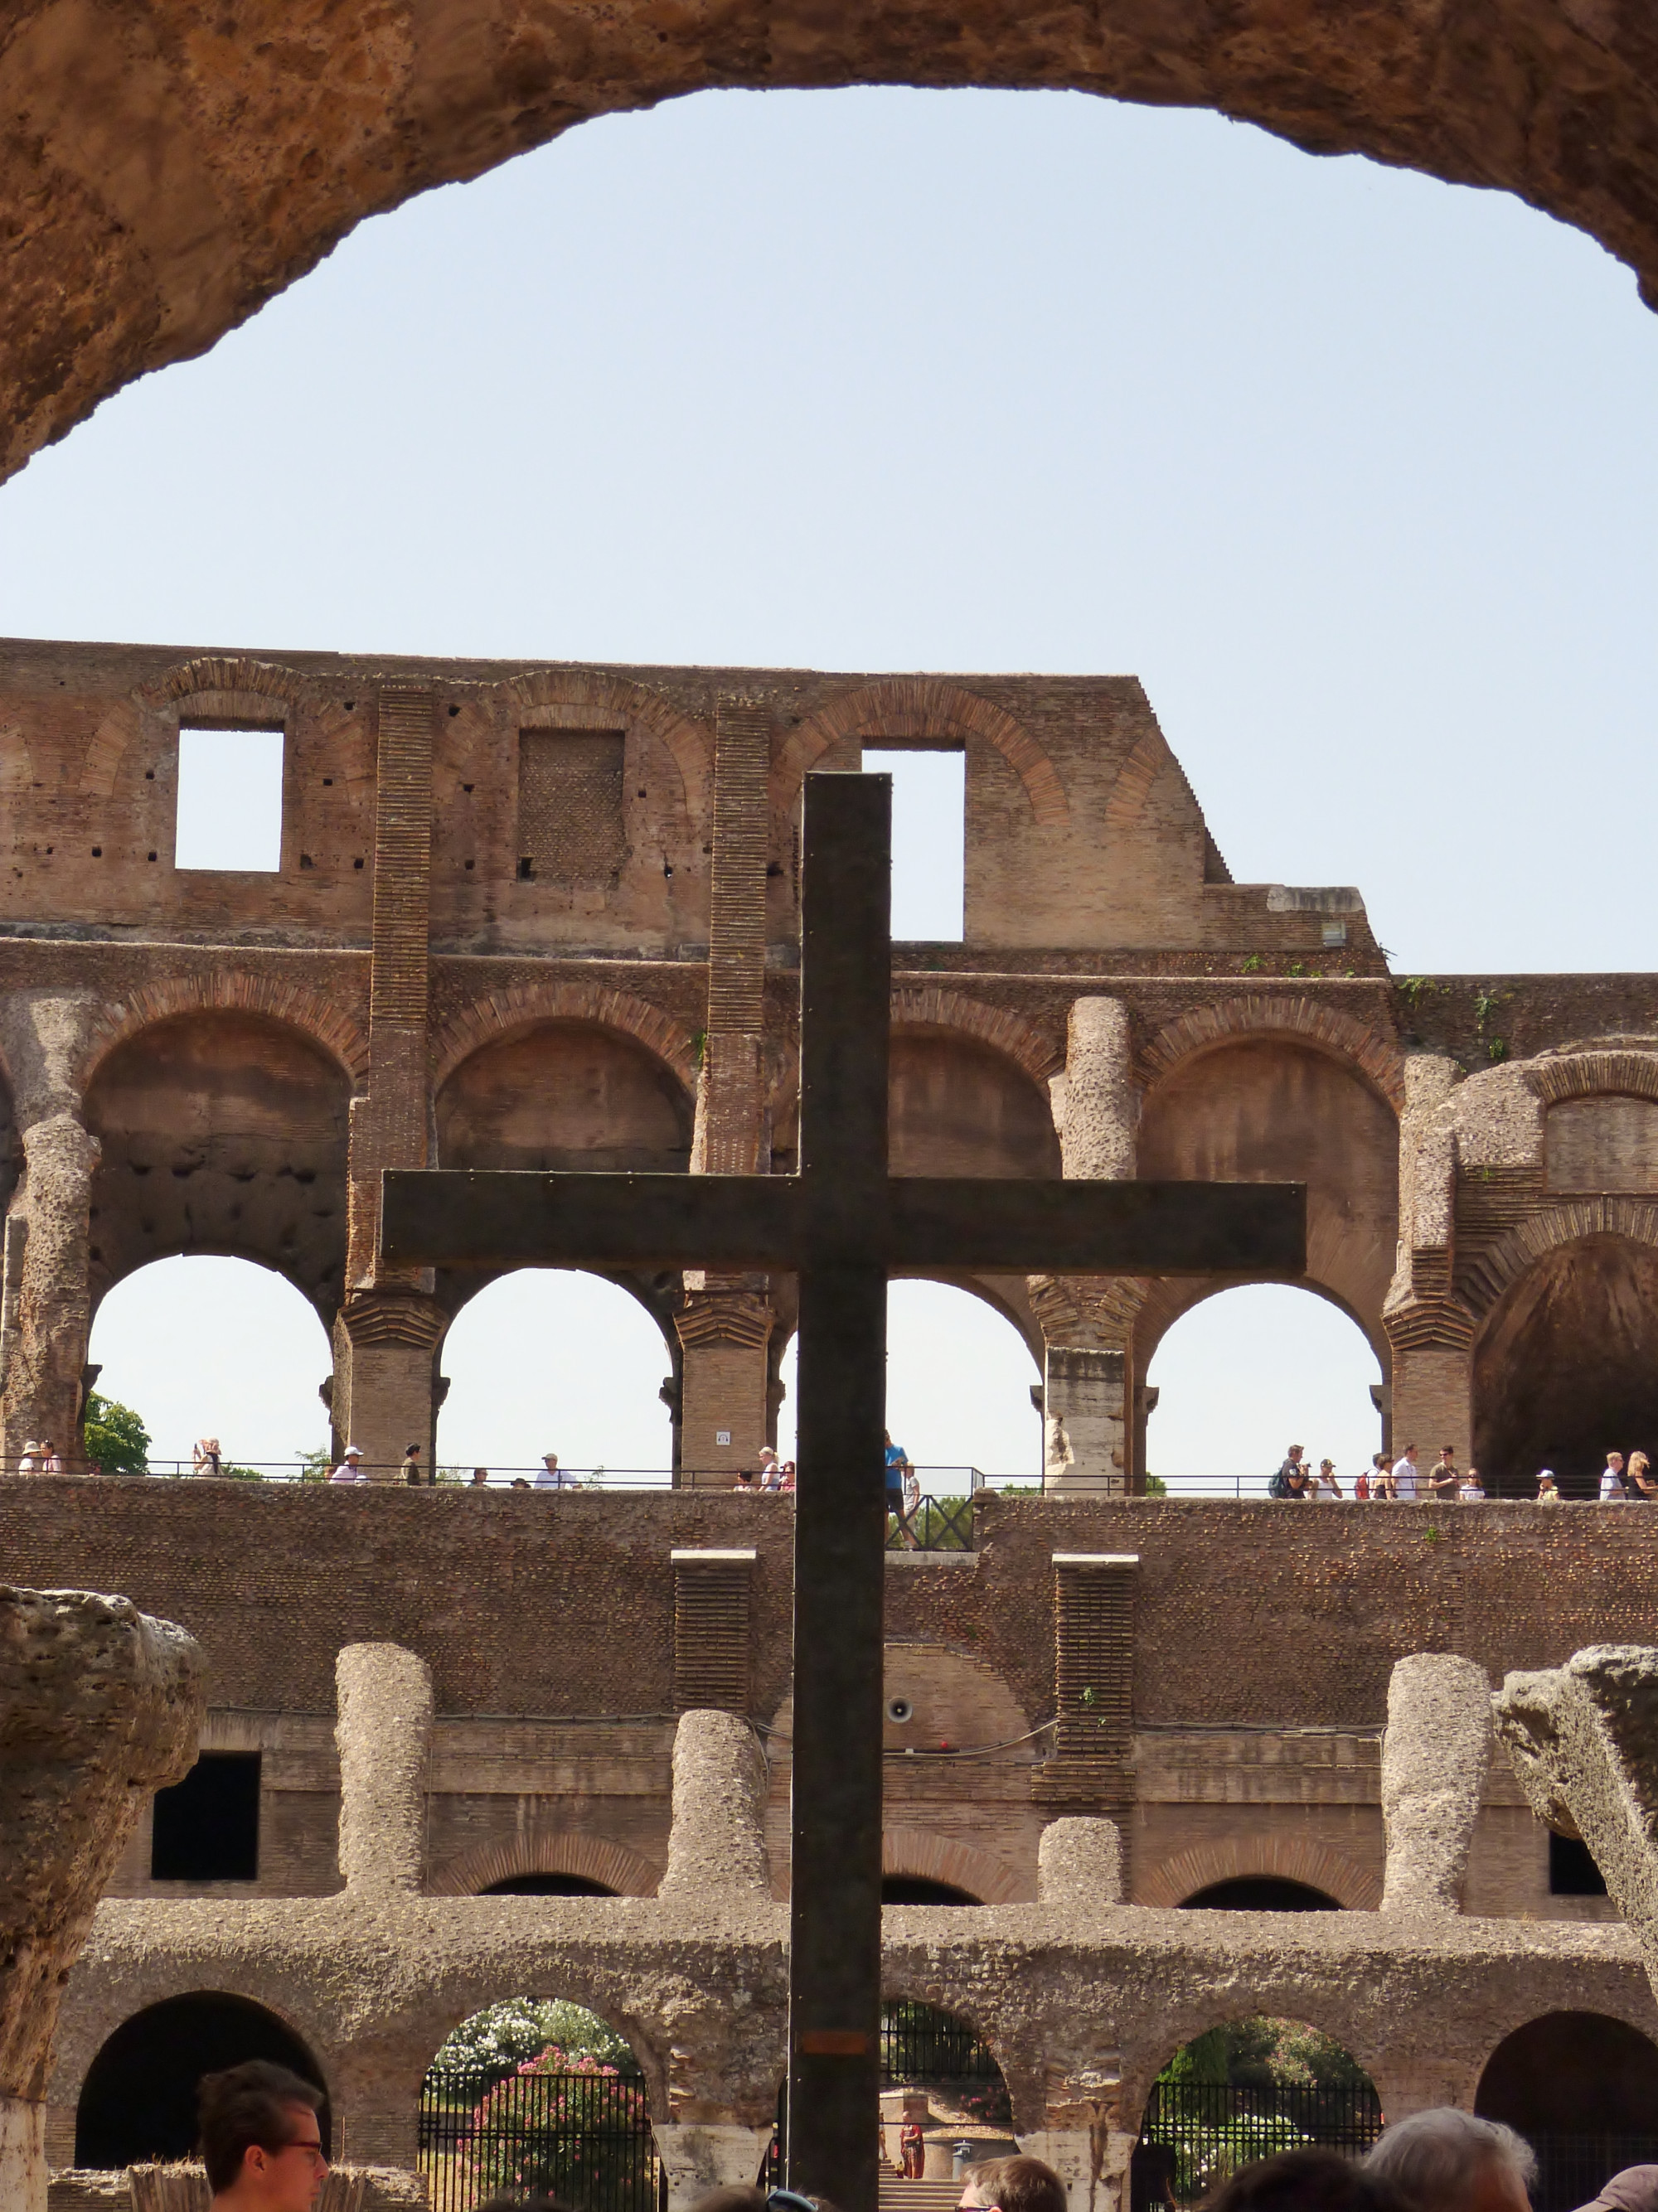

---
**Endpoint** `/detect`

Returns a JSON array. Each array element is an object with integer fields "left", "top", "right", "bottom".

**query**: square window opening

[
  {"left": 150, "top": 1750, "right": 261, "bottom": 1881},
  {"left": 1548, "top": 1827, "right": 1607, "bottom": 1896},
  {"left": 862, "top": 747, "right": 964, "bottom": 942},
  {"left": 175, "top": 724, "right": 284, "bottom": 872}
]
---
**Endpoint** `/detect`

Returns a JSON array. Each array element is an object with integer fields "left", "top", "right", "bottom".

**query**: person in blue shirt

[{"left": 885, "top": 1430, "right": 915, "bottom": 1547}]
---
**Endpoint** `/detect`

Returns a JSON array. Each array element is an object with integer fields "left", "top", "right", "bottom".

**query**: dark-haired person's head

[
  {"left": 197, "top": 2060, "right": 326, "bottom": 2205},
  {"left": 1202, "top": 2148, "right": 1409, "bottom": 2212},
  {"left": 959, "top": 2156, "right": 1068, "bottom": 2212}
]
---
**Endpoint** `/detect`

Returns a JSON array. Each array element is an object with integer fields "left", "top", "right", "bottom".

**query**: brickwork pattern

[{"left": 517, "top": 728, "right": 627, "bottom": 883}]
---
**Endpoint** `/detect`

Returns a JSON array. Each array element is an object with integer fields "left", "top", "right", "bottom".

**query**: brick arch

[
  {"left": 1136, "top": 1836, "right": 1381, "bottom": 1912},
  {"left": 891, "top": 988, "right": 1064, "bottom": 1090},
  {"left": 428, "top": 1830, "right": 662, "bottom": 1898},
  {"left": 881, "top": 1827, "right": 1023, "bottom": 1905},
  {"left": 430, "top": 982, "right": 700, "bottom": 1096},
  {"left": 779, "top": 679, "right": 1068, "bottom": 828},
  {"left": 83, "top": 656, "right": 305, "bottom": 799},
  {"left": 1138, "top": 995, "right": 1406, "bottom": 1112},
  {"left": 1527, "top": 1049, "right": 1658, "bottom": 1106},
  {"left": 1468, "top": 1198, "right": 1658, "bottom": 1325},
  {"left": 77, "top": 975, "right": 371, "bottom": 1091},
  {"left": 492, "top": 668, "right": 714, "bottom": 825}
]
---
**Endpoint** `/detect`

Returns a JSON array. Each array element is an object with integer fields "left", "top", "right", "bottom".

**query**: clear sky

[{"left": 16, "top": 84, "right": 1655, "bottom": 1484}]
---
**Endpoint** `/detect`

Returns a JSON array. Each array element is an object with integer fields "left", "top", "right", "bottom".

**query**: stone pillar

[
  {"left": 1380, "top": 1653, "right": 1491, "bottom": 1914},
  {"left": 1018, "top": 2127, "right": 1133, "bottom": 2212},
  {"left": 659, "top": 1707, "right": 772, "bottom": 1903},
  {"left": 655, "top": 2122, "right": 776, "bottom": 2211},
  {"left": 335, "top": 1642, "right": 433, "bottom": 1895},
  {"left": 0, "top": 993, "right": 101, "bottom": 1469},
  {"left": 1383, "top": 1053, "right": 1472, "bottom": 1474},
  {"left": 1038, "top": 1000, "right": 1137, "bottom": 1493},
  {"left": 1044, "top": 1347, "right": 1126, "bottom": 1495},
  {"left": 335, "top": 685, "right": 438, "bottom": 1472},
  {"left": 0, "top": 1589, "right": 203, "bottom": 2212},
  {"left": 332, "top": 1290, "right": 445, "bottom": 1479},
  {"left": 1036, "top": 1816, "right": 1124, "bottom": 1906},
  {"left": 675, "top": 1283, "right": 774, "bottom": 1485}
]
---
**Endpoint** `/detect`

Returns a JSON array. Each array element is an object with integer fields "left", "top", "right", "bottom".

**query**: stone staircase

[{"left": 880, "top": 2178, "right": 965, "bottom": 2212}]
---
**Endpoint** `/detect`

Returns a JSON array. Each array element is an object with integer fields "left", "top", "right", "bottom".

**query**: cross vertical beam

[{"left": 787, "top": 777, "right": 891, "bottom": 2210}]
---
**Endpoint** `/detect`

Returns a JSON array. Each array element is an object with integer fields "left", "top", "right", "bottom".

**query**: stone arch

[
  {"left": 881, "top": 1826, "right": 1021, "bottom": 1905},
  {"left": 1475, "top": 2008, "right": 1658, "bottom": 2144},
  {"left": 1138, "top": 995, "right": 1405, "bottom": 1113},
  {"left": 1464, "top": 1198, "right": 1658, "bottom": 1322},
  {"left": 430, "top": 982, "right": 699, "bottom": 1096},
  {"left": 1136, "top": 1837, "right": 1381, "bottom": 1912},
  {"left": 780, "top": 678, "right": 1068, "bottom": 827},
  {"left": 1527, "top": 1049, "right": 1658, "bottom": 1106},
  {"left": 1134, "top": 1271, "right": 1389, "bottom": 1380},
  {"left": 428, "top": 1830, "right": 662, "bottom": 1898},
  {"left": 82, "top": 656, "right": 305, "bottom": 799},
  {"left": 79, "top": 974, "right": 370, "bottom": 1092},
  {"left": 891, "top": 988, "right": 1064, "bottom": 1091},
  {"left": 493, "top": 667, "right": 714, "bottom": 826}
]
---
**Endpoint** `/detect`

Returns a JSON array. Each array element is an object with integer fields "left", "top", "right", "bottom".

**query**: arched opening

[
  {"left": 75, "top": 1991, "right": 330, "bottom": 2170},
  {"left": 437, "top": 1022, "right": 692, "bottom": 1174},
  {"left": 775, "top": 1280, "right": 1040, "bottom": 1490},
  {"left": 1132, "top": 2019, "right": 1380, "bottom": 2211},
  {"left": 882, "top": 1876, "right": 980, "bottom": 1905},
  {"left": 890, "top": 1032, "right": 1059, "bottom": 1180},
  {"left": 439, "top": 1268, "right": 674, "bottom": 1477},
  {"left": 421, "top": 1998, "right": 656, "bottom": 2212},
  {"left": 87, "top": 1254, "right": 334, "bottom": 1474},
  {"left": 1143, "top": 1285, "right": 1383, "bottom": 1498},
  {"left": 1476, "top": 2011, "right": 1658, "bottom": 2212},
  {"left": 880, "top": 2001, "right": 1012, "bottom": 2181},
  {"left": 1475, "top": 1235, "right": 1658, "bottom": 1498},
  {"left": 480, "top": 1873, "right": 618, "bottom": 1896},
  {"left": 1180, "top": 1877, "right": 1340, "bottom": 1912},
  {"left": 83, "top": 1011, "right": 351, "bottom": 1319}
]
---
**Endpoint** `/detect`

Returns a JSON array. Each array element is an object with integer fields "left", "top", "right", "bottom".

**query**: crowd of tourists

[
  {"left": 1268, "top": 1440, "right": 1658, "bottom": 1505},
  {"left": 187, "top": 2060, "right": 1642, "bottom": 2212}
]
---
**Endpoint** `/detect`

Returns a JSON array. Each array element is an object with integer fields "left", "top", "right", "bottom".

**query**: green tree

[{"left": 82, "top": 1392, "right": 150, "bottom": 1477}]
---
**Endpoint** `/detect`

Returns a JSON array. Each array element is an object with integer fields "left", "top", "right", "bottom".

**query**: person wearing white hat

[
  {"left": 17, "top": 1440, "right": 40, "bottom": 1474},
  {"left": 328, "top": 1445, "right": 366, "bottom": 1484},
  {"left": 1574, "top": 2166, "right": 1658, "bottom": 2212}
]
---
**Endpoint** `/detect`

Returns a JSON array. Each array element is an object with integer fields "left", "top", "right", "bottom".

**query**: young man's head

[
  {"left": 198, "top": 2061, "right": 326, "bottom": 2206},
  {"left": 1609, "top": 1450, "right": 1626, "bottom": 1469},
  {"left": 1402, "top": 1444, "right": 1418, "bottom": 1461},
  {"left": 1437, "top": 1445, "right": 1456, "bottom": 1462},
  {"left": 1286, "top": 1445, "right": 1304, "bottom": 1464},
  {"left": 958, "top": 2156, "right": 1068, "bottom": 2212}
]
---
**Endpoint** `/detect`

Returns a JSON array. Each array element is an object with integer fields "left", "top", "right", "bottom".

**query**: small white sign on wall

[{"left": 716, "top": 1430, "right": 731, "bottom": 1446}]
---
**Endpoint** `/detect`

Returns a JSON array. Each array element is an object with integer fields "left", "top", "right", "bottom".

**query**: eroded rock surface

[
  {"left": 3, "top": 0, "right": 1658, "bottom": 486},
  {"left": 1380, "top": 1652, "right": 1491, "bottom": 1914}
]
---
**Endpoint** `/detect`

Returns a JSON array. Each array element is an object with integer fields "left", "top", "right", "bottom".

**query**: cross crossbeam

[{"left": 381, "top": 772, "right": 1305, "bottom": 2212}]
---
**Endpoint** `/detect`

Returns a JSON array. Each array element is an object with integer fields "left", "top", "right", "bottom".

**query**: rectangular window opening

[
  {"left": 150, "top": 1750, "right": 261, "bottom": 1881},
  {"left": 175, "top": 724, "right": 284, "bottom": 872},
  {"left": 1548, "top": 1827, "right": 1607, "bottom": 1896},
  {"left": 862, "top": 747, "right": 965, "bottom": 942}
]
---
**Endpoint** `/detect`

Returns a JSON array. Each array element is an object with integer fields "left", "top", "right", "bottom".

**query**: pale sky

[{"left": 17, "top": 85, "right": 1653, "bottom": 1486}]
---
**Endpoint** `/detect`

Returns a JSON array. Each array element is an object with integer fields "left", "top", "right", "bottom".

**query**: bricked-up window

[
  {"left": 516, "top": 728, "right": 627, "bottom": 884},
  {"left": 1549, "top": 1828, "right": 1608, "bottom": 1896},
  {"left": 150, "top": 1750, "right": 260, "bottom": 1880},
  {"left": 175, "top": 724, "right": 284, "bottom": 871},
  {"left": 863, "top": 748, "right": 964, "bottom": 941}
]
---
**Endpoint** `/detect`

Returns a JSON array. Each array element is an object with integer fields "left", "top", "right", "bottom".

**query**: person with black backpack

[{"left": 1268, "top": 1445, "right": 1309, "bottom": 1500}]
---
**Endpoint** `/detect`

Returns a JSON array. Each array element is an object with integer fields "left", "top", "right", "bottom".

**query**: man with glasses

[{"left": 199, "top": 2060, "right": 328, "bottom": 2210}]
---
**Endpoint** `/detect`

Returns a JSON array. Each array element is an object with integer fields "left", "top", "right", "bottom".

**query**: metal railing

[
  {"left": 881, "top": 2001, "right": 1002, "bottom": 2084},
  {"left": 1525, "top": 2131, "right": 1658, "bottom": 2212},
  {"left": 1132, "top": 2079, "right": 1383, "bottom": 2207},
  {"left": 887, "top": 1493, "right": 975, "bottom": 1551},
  {"left": 419, "top": 2059, "right": 661, "bottom": 2212},
  {"left": 7, "top": 1459, "right": 996, "bottom": 1492}
]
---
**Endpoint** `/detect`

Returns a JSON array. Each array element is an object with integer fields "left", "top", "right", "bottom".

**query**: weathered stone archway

[{"left": 5, "top": 3, "right": 1657, "bottom": 489}]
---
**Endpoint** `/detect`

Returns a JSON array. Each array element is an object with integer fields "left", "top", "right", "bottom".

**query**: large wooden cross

[{"left": 381, "top": 774, "right": 1304, "bottom": 2212}]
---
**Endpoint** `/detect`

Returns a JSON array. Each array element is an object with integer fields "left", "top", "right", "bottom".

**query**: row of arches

[{"left": 71, "top": 1987, "right": 1658, "bottom": 2194}]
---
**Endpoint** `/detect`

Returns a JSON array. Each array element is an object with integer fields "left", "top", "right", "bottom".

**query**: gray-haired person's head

[{"left": 1364, "top": 2108, "right": 1536, "bottom": 2212}]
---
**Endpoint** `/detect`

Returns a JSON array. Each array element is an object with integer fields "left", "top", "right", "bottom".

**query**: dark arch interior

[
  {"left": 1475, "top": 1236, "right": 1658, "bottom": 1496},
  {"left": 1476, "top": 2011, "right": 1658, "bottom": 2136},
  {"left": 1180, "top": 1877, "right": 1341, "bottom": 1912},
  {"left": 480, "top": 1872, "right": 618, "bottom": 1896},
  {"left": 882, "top": 1875, "right": 981, "bottom": 1905},
  {"left": 75, "top": 1992, "right": 331, "bottom": 2169}
]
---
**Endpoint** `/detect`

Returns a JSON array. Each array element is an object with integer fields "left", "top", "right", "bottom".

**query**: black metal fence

[
  {"left": 1528, "top": 2132, "right": 1658, "bottom": 2212},
  {"left": 881, "top": 2001, "right": 1001, "bottom": 2084},
  {"left": 887, "top": 1494, "right": 975, "bottom": 1551},
  {"left": 1132, "top": 2081, "right": 1384, "bottom": 2208},
  {"left": 419, "top": 2060, "right": 662, "bottom": 2212}
]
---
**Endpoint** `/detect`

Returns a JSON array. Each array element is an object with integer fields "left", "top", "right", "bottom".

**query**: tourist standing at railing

[
  {"left": 1631, "top": 1450, "right": 1657, "bottom": 1502},
  {"left": 193, "top": 1436, "right": 222, "bottom": 1477},
  {"left": 1391, "top": 1445, "right": 1421, "bottom": 1500},
  {"left": 17, "top": 1440, "right": 39, "bottom": 1474},
  {"left": 536, "top": 1450, "right": 569, "bottom": 1489},
  {"left": 1601, "top": 1450, "right": 1630, "bottom": 1502},
  {"left": 1268, "top": 1444, "right": 1307, "bottom": 1498},
  {"left": 778, "top": 1459, "right": 796, "bottom": 1491},
  {"left": 1354, "top": 1465, "right": 1371, "bottom": 1500},
  {"left": 1459, "top": 1468, "right": 1487, "bottom": 1502},
  {"left": 469, "top": 1467, "right": 490, "bottom": 1488},
  {"left": 38, "top": 1436, "right": 63, "bottom": 1474},
  {"left": 885, "top": 1429, "right": 918, "bottom": 1546},
  {"left": 328, "top": 1444, "right": 366, "bottom": 1483},
  {"left": 901, "top": 1459, "right": 922, "bottom": 1534},
  {"left": 1425, "top": 1446, "right": 1460, "bottom": 1503},
  {"left": 1536, "top": 1469, "right": 1561, "bottom": 1504},
  {"left": 1313, "top": 1459, "right": 1343, "bottom": 1500},
  {"left": 402, "top": 1442, "right": 429, "bottom": 1486},
  {"left": 757, "top": 1446, "right": 781, "bottom": 1490},
  {"left": 1370, "top": 1451, "right": 1394, "bottom": 1499}
]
